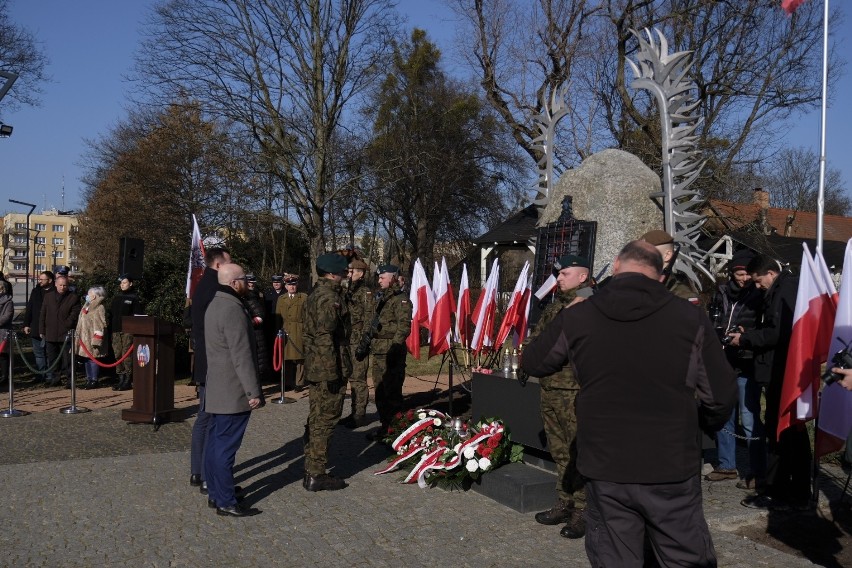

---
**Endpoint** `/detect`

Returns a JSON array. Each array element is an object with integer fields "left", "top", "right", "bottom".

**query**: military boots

[
  {"left": 303, "top": 473, "right": 347, "bottom": 492},
  {"left": 534, "top": 498, "right": 573, "bottom": 525},
  {"left": 560, "top": 508, "right": 586, "bottom": 539}
]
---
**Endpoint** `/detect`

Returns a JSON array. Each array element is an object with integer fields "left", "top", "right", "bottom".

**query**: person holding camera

[
  {"left": 301, "top": 253, "right": 352, "bottom": 492},
  {"left": 705, "top": 251, "right": 765, "bottom": 489}
]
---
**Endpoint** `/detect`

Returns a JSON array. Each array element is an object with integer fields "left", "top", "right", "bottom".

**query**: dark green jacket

[
  {"left": 372, "top": 283, "right": 412, "bottom": 353},
  {"left": 524, "top": 285, "right": 588, "bottom": 389},
  {"left": 346, "top": 279, "right": 372, "bottom": 345},
  {"left": 302, "top": 278, "right": 351, "bottom": 383}
]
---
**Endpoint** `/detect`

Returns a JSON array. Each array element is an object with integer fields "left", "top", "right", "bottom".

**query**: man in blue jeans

[
  {"left": 707, "top": 251, "right": 765, "bottom": 489},
  {"left": 22, "top": 271, "right": 55, "bottom": 383}
]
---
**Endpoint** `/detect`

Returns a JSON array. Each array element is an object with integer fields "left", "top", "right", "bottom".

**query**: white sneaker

[{"left": 701, "top": 462, "right": 714, "bottom": 476}]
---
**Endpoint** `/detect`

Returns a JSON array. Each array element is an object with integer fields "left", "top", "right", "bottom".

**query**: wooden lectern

[{"left": 121, "top": 316, "right": 182, "bottom": 425}]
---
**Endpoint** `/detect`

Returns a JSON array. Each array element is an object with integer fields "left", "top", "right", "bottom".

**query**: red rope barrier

[
  {"left": 272, "top": 335, "right": 283, "bottom": 372},
  {"left": 0, "top": 338, "right": 7, "bottom": 353},
  {"left": 78, "top": 341, "right": 135, "bottom": 369}
]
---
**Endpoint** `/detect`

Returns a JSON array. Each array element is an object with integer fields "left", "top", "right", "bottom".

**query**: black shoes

[
  {"left": 216, "top": 504, "right": 257, "bottom": 517},
  {"left": 294, "top": 384, "right": 305, "bottom": 393},
  {"left": 82, "top": 381, "right": 98, "bottom": 390},
  {"left": 303, "top": 473, "right": 347, "bottom": 492},
  {"left": 535, "top": 499, "right": 573, "bottom": 525},
  {"left": 559, "top": 509, "right": 586, "bottom": 539},
  {"left": 340, "top": 415, "right": 366, "bottom": 429},
  {"left": 208, "top": 495, "right": 244, "bottom": 508},
  {"left": 190, "top": 474, "right": 202, "bottom": 487}
]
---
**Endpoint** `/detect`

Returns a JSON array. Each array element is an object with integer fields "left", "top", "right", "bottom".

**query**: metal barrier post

[
  {"left": 60, "top": 330, "right": 90, "bottom": 414},
  {"left": 270, "top": 331, "right": 295, "bottom": 405},
  {"left": 1, "top": 331, "right": 29, "bottom": 418}
]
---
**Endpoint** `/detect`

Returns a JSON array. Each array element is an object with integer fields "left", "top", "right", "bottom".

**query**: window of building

[
  {"left": 52, "top": 224, "right": 65, "bottom": 232},
  {"left": 13, "top": 235, "right": 26, "bottom": 244},
  {"left": 13, "top": 262, "right": 25, "bottom": 271},
  {"left": 52, "top": 237, "right": 64, "bottom": 246},
  {"left": 34, "top": 250, "right": 45, "bottom": 257},
  {"left": 14, "top": 222, "right": 26, "bottom": 230},
  {"left": 54, "top": 251, "right": 64, "bottom": 259},
  {"left": 34, "top": 223, "right": 46, "bottom": 231},
  {"left": 35, "top": 236, "right": 46, "bottom": 244},
  {"left": 34, "top": 263, "right": 45, "bottom": 271}
]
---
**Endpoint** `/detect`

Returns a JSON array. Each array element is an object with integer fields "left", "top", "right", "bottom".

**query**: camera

[
  {"left": 721, "top": 326, "right": 739, "bottom": 346},
  {"left": 821, "top": 343, "right": 852, "bottom": 385}
]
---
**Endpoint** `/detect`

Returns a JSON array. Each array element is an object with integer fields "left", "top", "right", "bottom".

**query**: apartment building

[{"left": 1, "top": 209, "right": 79, "bottom": 284}]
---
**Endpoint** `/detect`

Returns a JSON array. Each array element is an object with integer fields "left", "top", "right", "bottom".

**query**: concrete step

[{"left": 472, "top": 462, "right": 556, "bottom": 513}]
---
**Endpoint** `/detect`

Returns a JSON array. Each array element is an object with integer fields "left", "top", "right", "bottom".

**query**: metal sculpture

[
  {"left": 531, "top": 84, "right": 570, "bottom": 207},
  {"left": 627, "top": 28, "right": 711, "bottom": 289}
]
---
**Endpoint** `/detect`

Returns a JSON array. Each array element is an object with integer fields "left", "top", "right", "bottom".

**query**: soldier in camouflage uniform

[
  {"left": 301, "top": 253, "right": 352, "bottom": 492},
  {"left": 366, "top": 264, "right": 412, "bottom": 440},
  {"left": 526, "top": 254, "right": 592, "bottom": 540},
  {"left": 340, "top": 258, "right": 372, "bottom": 428},
  {"left": 640, "top": 229, "right": 701, "bottom": 305}
]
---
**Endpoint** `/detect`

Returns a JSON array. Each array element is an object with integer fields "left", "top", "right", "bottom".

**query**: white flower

[
  {"left": 465, "top": 459, "right": 479, "bottom": 472},
  {"left": 478, "top": 457, "right": 492, "bottom": 470},
  {"left": 428, "top": 410, "right": 437, "bottom": 416},
  {"left": 422, "top": 436, "right": 432, "bottom": 446},
  {"left": 453, "top": 443, "right": 462, "bottom": 454},
  {"left": 418, "top": 412, "right": 427, "bottom": 420},
  {"left": 433, "top": 418, "right": 442, "bottom": 427},
  {"left": 463, "top": 446, "right": 477, "bottom": 459}
]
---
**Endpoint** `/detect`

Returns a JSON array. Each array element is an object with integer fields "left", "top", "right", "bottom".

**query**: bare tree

[
  {"left": 134, "top": 0, "right": 399, "bottom": 275},
  {"left": 763, "top": 147, "right": 849, "bottom": 216},
  {"left": 0, "top": 0, "right": 49, "bottom": 111}
]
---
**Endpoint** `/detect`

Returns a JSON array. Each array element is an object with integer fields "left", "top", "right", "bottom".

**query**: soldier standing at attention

[
  {"left": 526, "top": 255, "right": 593, "bottom": 539},
  {"left": 302, "top": 253, "right": 352, "bottom": 492},
  {"left": 276, "top": 275, "right": 307, "bottom": 391},
  {"left": 341, "top": 258, "right": 372, "bottom": 428},
  {"left": 365, "top": 265, "right": 412, "bottom": 440},
  {"left": 640, "top": 229, "right": 700, "bottom": 305}
]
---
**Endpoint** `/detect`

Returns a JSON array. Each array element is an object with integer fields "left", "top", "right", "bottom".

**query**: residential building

[{"left": 1, "top": 209, "right": 80, "bottom": 284}]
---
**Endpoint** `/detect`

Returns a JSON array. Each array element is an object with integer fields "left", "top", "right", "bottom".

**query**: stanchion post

[
  {"left": 448, "top": 359, "right": 454, "bottom": 418},
  {"left": 271, "top": 330, "right": 295, "bottom": 405},
  {"left": 1, "top": 331, "right": 29, "bottom": 418},
  {"left": 60, "top": 329, "right": 90, "bottom": 414}
]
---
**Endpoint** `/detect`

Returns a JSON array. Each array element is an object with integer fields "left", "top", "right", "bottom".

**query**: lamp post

[{"left": 8, "top": 199, "right": 36, "bottom": 304}]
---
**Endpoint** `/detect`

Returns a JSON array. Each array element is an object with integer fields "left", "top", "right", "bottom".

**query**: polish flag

[
  {"left": 455, "top": 264, "right": 471, "bottom": 348},
  {"left": 406, "top": 259, "right": 434, "bottom": 359},
  {"left": 515, "top": 273, "right": 533, "bottom": 345},
  {"left": 471, "top": 259, "right": 499, "bottom": 355},
  {"left": 185, "top": 214, "right": 206, "bottom": 298},
  {"left": 533, "top": 273, "right": 557, "bottom": 301},
  {"left": 817, "top": 238, "right": 852, "bottom": 457},
  {"left": 430, "top": 258, "right": 454, "bottom": 357},
  {"left": 778, "top": 244, "right": 837, "bottom": 439},
  {"left": 781, "top": 0, "right": 808, "bottom": 15},
  {"left": 494, "top": 262, "right": 530, "bottom": 348}
]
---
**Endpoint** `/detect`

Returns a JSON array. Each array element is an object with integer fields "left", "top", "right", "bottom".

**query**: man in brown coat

[
  {"left": 276, "top": 276, "right": 307, "bottom": 391},
  {"left": 39, "top": 275, "right": 81, "bottom": 387}
]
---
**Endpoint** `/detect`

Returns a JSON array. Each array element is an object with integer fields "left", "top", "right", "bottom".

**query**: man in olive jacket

[
  {"left": 523, "top": 241, "right": 736, "bottom": 568},
  {"left": 341, "top": 258, "right": 372, "bottom": 428},
  {"left": 39, "top": 275, "right": 81, "bottom": 387},
  {"left": 204, "top": 263, "right": 264, "bottom": 517},
  {"left": 301, "top": 253, "right": 352, "bottom": 492}
]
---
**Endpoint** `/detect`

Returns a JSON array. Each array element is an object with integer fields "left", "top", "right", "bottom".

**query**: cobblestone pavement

[{"left": 0, "top": 385, "right": 845, "bottom": 567}]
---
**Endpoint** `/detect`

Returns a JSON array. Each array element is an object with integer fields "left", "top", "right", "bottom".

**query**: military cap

[
  {"left": 317, "top": 253, "right": 349, "bottom": 274},
  {"left": 245, "top": 273, "right": 257, "bottom": 283},
  {"left": 376, "top": 264, "right": 399, "bottom": 275},
  {"left": 349, "top": 258, "right": 368, "bottom": 270},
  {"left": 553, "top": 254, "right": 590, "bottom": 272},
  {"left": 640, "top": 230, "right": 674, "bottom": 246},
  {"left": 271, "top": 274, "right": 283, "bottom": 283},
  {"left": 283, "top": 275, "right": 299, "bottom": 285},
  {"left": 56, "top": 266, "right": 70, "bottom": 276}
]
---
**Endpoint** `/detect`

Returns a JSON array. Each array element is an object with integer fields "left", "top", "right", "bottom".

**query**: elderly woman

[
  {"left": 75, "top": 286, "right": 108, "bottom": 389},
  {"left": 0, "top": 281, "right": 12, "bottom": 385}
]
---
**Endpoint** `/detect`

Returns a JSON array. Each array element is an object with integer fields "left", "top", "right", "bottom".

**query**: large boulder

[{"left": 540, "top": 149, "right": 662, "bottom": 274}]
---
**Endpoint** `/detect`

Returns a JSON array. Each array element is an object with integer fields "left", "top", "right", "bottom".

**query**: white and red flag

[
  {"left": 817, "top": 238, "right": 852, "bottom": 456},
  {"left": 781, "top": 0, "right": 808, "bottom": 15},
  {"left": 455, "top": 264, "right": 471, "bottom": 348},
  {"left": 533, "top": 273, "right": 557, "bottom": 302},
  {"left": 471, "top": 259, "right": 499, "bottom": 356},
  {"left": 429, "top": 257, "right": 454, "bottom": 358},
  {"left": 406, "top": 259, "right": 434, "bottom": 359},
  {"left": 494, "top": 261, "right": 531, "bottom": 348},
  {"left": 778, "top": 244, "right": 837, "bottom": 439},
  {"left": 185, "top": 214, "right": 206, "bottom": 299}
]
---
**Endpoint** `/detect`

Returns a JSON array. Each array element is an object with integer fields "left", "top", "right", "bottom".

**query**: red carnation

[
  {"left": 487, "top": 436, "right": 500, "bottom": 448},
  {"left": 479, "top": 446, "right": 493, "bottom": 458}
]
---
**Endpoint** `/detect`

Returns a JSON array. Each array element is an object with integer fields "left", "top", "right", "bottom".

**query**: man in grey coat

[{"left": 204, "top": 263, "right": 264, "bottom": 517}]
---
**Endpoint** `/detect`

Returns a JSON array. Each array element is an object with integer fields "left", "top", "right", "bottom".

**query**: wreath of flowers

[{"left": 374, "top": 408, "right": 524, "bottom": 490}]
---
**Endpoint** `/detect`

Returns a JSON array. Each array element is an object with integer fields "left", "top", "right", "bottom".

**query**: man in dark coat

[
  {"left": 187, "top": 247, "right": 231, "bottom": 492},
  {"left": 39, "top": 275, "right": 81, "bottom": 387},
  {"left": 522, "top": 241, "right": 736, "bottom": 567},
  {"left": 243, "top": 274, "right": 269, "bottom": 379},
  {"left": 730, "top": 254, "right": 811, "bottom": 509},
  {"left": 110, "top": 274, "right": 143, "bottom": 391},
  {"left": 23, "top": 270, "right": 55, "bottom": 382}
]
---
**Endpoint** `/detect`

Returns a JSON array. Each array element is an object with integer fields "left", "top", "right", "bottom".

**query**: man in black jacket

[
  {"left": 729, "top": 254, "right": 811, "bottom": 509},
  {"left": 523, "top": 240, "right": 736, "bottom": 568},
  {"left": 23, "top": 271, "right": 54, "bottom": 383},
  {"left": 39, "top": 275, "right": 81, "bottom": 387},
  {"left": 110, "top": 274, "right": 143, "bottom": 391}
]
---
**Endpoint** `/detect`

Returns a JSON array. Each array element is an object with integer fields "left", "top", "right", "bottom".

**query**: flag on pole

[
  {"left": 494, "top": 261, "right": 530, "bottom": 348},
  {"left": 430, "top": 258, "right": 454, "bottom": 357},
  {"left": 817, "top": 238, "right": 852, "bottom": 457},
  {"left": 455, "top": 264, "right": 470, "bottom": 347},
  {"left": 471, "top": 259, "right": 499, "bottom": 355},
  {"left": 515, "top": 272, "right": 533, "bottom": 345},
  {"left": 406, "top": 260, "right": 434, "bottom": 359},
  {"left": 778, "top": 244, "right": 837, "bottom": 439},
  {"left": 185, "top": 214, "right": 206, "bottom": 298},
  {"left": 781, "top": 0, "right": 808, "bottom": 15},
  {"left": 533, "top": 273, "right": 557, "bottom": 301}
]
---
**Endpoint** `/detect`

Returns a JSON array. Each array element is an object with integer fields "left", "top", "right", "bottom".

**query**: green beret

[
  {"left": 317, "top": 253, "right": 348, "bottom": 274},
  {"left": 553, "top": 254, "right": 590, "bottom": 272},
  {"left": 640, "top": 229, "right": 674, "bottom": 246},
  {"left": 376, "top": 264, "right": 399, "bottom": 275}
]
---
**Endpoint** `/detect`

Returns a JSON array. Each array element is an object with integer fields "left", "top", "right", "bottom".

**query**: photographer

[
  {"left": 705, "top": 251, "right": 764, "bottom": 490},
  {"left": 829, "top": 367, "right": 852, "bottom": 391}
]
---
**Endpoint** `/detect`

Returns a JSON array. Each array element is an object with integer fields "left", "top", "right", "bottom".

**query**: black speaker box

[{"left": 118, "top": 237, "right": 144, "bottom": 280}]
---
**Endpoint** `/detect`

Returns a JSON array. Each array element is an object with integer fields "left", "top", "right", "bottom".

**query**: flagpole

[{"left": 816, "top": 0, "right": 830, "bottom": 254}]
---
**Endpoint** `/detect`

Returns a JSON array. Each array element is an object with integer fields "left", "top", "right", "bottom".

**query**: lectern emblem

[{"left": 136, "top": 344, "right": 151, "bottom": 367}]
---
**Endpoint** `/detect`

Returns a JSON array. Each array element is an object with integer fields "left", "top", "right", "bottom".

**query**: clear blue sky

[{"left": 1, "top": 0, "right": 850, "bottom": 215}]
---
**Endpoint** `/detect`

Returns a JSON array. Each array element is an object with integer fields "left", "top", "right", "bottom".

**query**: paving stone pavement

[{"left": 0, "top": 393, "right": 842, "bottom": 567}]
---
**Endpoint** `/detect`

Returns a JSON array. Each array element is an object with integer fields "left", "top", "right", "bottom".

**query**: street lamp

[
  {"left": 8, "top": 199, "right": 36, "bottom": 305},
  {"left": 0, "top": 124, "right": 11, "bottom": 138}
]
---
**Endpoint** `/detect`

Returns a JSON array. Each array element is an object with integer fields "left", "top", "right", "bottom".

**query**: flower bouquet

[{"left": 374, "top": 408, "right": 524, "bottom": 490}]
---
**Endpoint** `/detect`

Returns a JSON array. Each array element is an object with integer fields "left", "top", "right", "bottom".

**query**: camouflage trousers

[
  {"left": 347, "top": 347, "right": 370, "bottom": 421},
  {"left": 304, "top": 381, "right": 345, "bottom": 476},
  {"left": 371, "top": 342, "right": 407, "bottom": 429},
  {"left": 541, "top": 386, "right": 585, "bottom": 507},
  {"left": 112, "top": 332, "right": 134, "bottom": 377}
]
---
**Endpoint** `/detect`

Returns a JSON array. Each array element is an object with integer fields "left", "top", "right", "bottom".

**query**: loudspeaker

[{"left": 118, "top": 237, "right": 145, "bottom": 280}]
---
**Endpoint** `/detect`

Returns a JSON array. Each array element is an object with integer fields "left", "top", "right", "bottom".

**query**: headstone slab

[{"left": 540, "top": 149, "right": 662, "bottom": 274}]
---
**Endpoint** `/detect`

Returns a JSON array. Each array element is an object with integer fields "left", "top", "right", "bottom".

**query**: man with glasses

[{"left": 23, "top": 271, "right": 55, "bottom": 383}]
